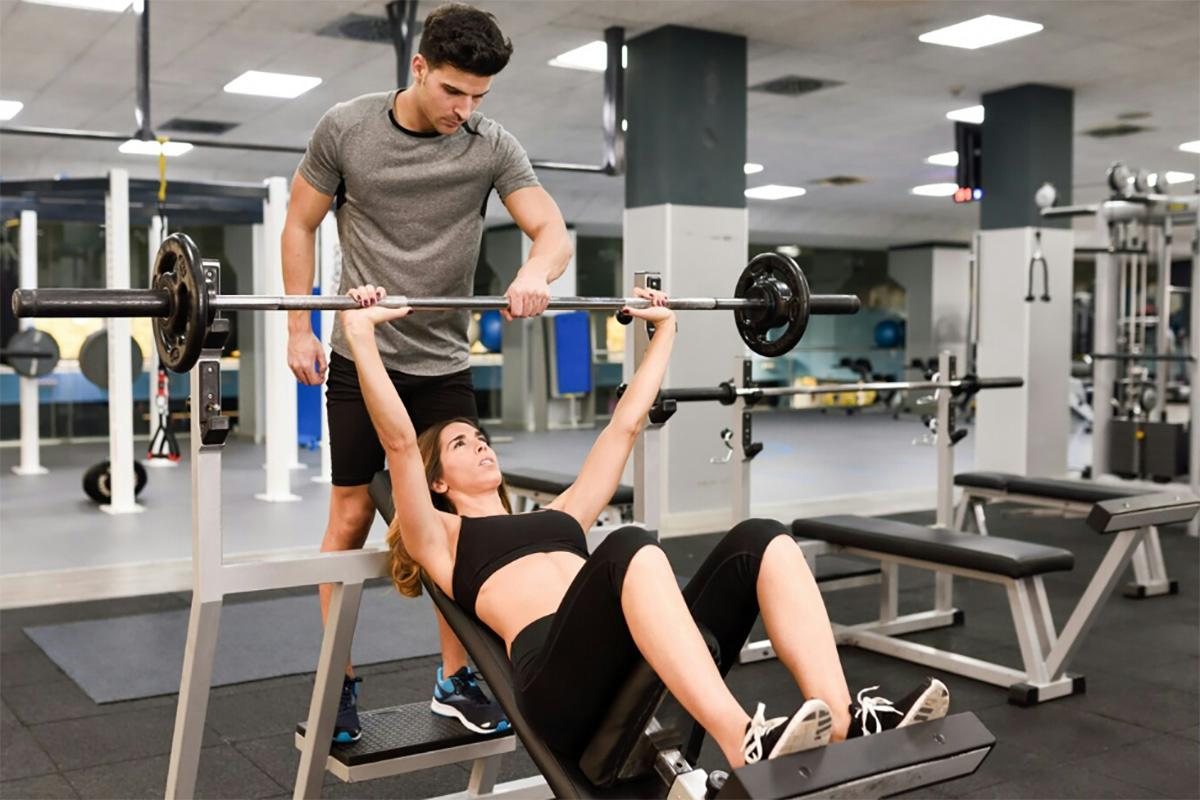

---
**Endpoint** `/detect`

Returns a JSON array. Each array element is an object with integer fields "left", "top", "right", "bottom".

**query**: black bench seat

[
  {"left": 505, "top": 466, "right": 634, "bottom": 506},
  {"left": 793, "top": 515, "right": 1074, "bottom": 578},
  {"left": 955, "top": 471, "right": 1149, "bottom": 504}
]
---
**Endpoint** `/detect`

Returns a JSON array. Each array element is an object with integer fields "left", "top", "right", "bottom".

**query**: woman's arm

[
  {"left": 548, "top": 289, "right": 675, "bottom": 530},
  {"left": 340, "top": 286, "right": 446, "bottom": 565}
]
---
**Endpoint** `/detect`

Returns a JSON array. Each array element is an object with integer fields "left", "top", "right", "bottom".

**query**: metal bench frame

[{"left": 955, "top": 483, "right": 1176, "bottom": 597}]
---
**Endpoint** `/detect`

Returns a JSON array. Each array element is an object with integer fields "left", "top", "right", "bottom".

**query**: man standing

[{"left": 282, "top": 3, "right": 572, "bottom": 743}]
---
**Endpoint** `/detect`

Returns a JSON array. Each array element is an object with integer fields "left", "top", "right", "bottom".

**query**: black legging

[{"left": 509, "top": 518, "right": 790, "bottom": 758}]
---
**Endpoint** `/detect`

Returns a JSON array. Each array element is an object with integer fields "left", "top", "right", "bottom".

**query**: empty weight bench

[
  {"left": 794, "top": 492, "right": 1200, "bottom": 706},
  {"left": 503, "top": 466, "right": 633, "bottom": 524},
  {"left": 352, "top": 471, "right": 995, "bottom": 799},
  {"left": 955, "top": 471, "right": 1177, "bottom": 597}
]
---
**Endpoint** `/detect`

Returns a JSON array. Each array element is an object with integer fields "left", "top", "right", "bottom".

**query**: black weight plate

[
  {"left": 734, "top": 253, "right": 811, "bottom": 357},
  {"left": 152, "top": 233, "right": 207, "bottom": 372},
  {"left": 82, "top": 460, "right": 148, "bottom": 504},
  {"left": 2, "top": 328, "right": 60, "bottom": 378},
  {"left": 78, "top": 329, "right": 144, "bottom": 389}
]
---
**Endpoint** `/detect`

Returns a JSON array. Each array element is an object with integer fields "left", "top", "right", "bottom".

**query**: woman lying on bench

[{"left": 341, "top": 284, "right": 949, "bottom": 768}]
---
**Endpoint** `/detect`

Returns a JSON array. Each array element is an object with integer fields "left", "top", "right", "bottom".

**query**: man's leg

[{"left": 319, "top": 484, "right": 376, "bottom": 744}]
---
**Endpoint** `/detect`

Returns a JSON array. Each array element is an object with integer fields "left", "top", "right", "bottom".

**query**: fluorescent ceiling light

[
  {"left": 745, "top": 185, "right": 806, "bottom": 200},
  {"left": 775, "top": 245, "right": 801, "bottom": 257},
  {"left": 925, "top": 151, "right": 959, "bottom": 167},
  {"left": 1165, "top": 171, "right": 1195, "bottom": 185},
  {"left": 621, "top": 119, "right": 627, "bottom": 132},
  {"left": 223, "top": 70, "right": 321, "bottom": 99},
  {"left": 0, "top": 100, "right": 24, "bottom": 121},
  {"left": 548, "top": 41, "right": 627, "bottom": 72},
  {"left": 22, "top": 0, "right": 132, "bottom": 11},
  {"left": 1179, "top": 140, "right": 1200, "bottom": 154},
  {"left": 911, "top": 182, "right": 959, "bottom": 197},
  {"left": 946, "top": 105, "right": 984, "bottom": 124},
  {"left": 919, "top": 15, "right": 1043, "bottom": 50},
  {"left": 744, "top": 162, "right": 765, "bottom": 175},
  {"left": 118, "top": 139, "right": 193, "bottom": 157}
]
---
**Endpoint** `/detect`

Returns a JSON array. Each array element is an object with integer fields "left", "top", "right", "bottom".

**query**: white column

[
  {"left": 102, "top": 169, "right": 144, "bottom": 514},
  {"left": 624, "top": 204, "right": 748, "bottom": 536},
  {"left": 313, "top": 211, "right": 339, "bottom": 484},
  {"left": 974, "top": 227, "right": 1074, "bottom": 476},
  {"left": 257, "top": 177, "right": 300, "bottom": 501},
  {"left": 12, "top": 210, "right": 47, "bottom": 476}
]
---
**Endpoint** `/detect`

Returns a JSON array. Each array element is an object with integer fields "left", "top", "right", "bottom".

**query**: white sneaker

[{"left": 740, "top": 698, "right": 833, "bottom": 763}]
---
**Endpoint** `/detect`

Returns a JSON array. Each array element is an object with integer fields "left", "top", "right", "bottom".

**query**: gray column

[
  {"left": 981, "top": 84, "right": 1073, "bottom": 231},
  {"left": 887, "top": 243, "right": 970, "bottom": 368},
  {"left": 974, "top": 84, "right": 1076, "bottom": 477},
  {"left": 624, "top": 26, "right": 748, "bottom": 534}
]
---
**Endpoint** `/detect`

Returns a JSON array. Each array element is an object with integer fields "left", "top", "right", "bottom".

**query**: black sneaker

[
  {"left": 740, "top": 699, "right": 833, "bottom": 764},
  {"left": 333, "top": 676, "right": 362, "bottom": 744},
  {"left": 430, "top": 666, "right": 510, "bottom": 735},
  {"left": 847, "top": 677, "right": 949, "bottom": 737}
]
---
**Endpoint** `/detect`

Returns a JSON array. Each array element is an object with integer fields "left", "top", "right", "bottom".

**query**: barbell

[{"left": 10, "top": 233, "right": 862, "bottom": 373}]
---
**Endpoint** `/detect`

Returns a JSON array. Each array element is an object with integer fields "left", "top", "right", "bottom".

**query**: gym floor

[{"left": 1, "top": 486, "right": 1195, "bottom": 797}]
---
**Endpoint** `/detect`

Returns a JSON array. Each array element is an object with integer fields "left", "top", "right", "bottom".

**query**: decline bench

[
  {"left": 290, "top": 471, "right": 997, "bottom": 799},
  {"left": 955, "top": 471, "right": 1177, "bottom": 597},
  {"left": 793, "top": 491, "right": 1199, "bottom": 706}
]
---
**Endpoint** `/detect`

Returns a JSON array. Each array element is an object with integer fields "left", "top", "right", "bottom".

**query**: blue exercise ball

[
  {"left": 479, "top": 310, "right": 503, "bottom": 353},
  {"left": 874, "top": 318, "right": 904, "bottom": 349}
]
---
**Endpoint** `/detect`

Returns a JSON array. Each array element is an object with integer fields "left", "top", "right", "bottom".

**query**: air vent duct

[
  {"left": 749, "top": 75, "right": 841, "bottom": 97},
  {"left": 1083, "top": 123, "right": 1152, "bottom": 139},
  {"left": 317, "top": 13, "right": 417, "bottom": 44},
  {"left": 814, "top": 175, "right": 867, "bottom": 187},
  {"left": 159, "top": 118, "right": 239, "bottom": 135}
]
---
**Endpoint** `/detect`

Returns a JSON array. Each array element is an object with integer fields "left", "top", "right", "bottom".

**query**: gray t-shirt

[{"left": 298, "top": 90, "right": 539, "bottom": 375}]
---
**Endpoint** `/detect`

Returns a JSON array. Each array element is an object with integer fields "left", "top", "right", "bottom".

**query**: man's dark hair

[{"left": 419, "top": 3, "right": 513, "bottom": 77}]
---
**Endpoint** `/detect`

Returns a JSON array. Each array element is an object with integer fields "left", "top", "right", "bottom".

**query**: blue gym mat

[{"left": 24, "top": 586, "right": 441, "bottom": 703}]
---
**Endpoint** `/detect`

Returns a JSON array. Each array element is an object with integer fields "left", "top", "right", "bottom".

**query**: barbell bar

[
  {"left": 10, "top": 233, "right": 862, "bottom": 372},
  {"left": 653, "top": 375, "right": 1024, "bottom": 405},
  {"left": 11, "top": 288, "right": 857, "bottom": 316}
]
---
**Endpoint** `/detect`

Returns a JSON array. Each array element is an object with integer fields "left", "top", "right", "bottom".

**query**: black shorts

[
  {"left": 325, "top": 351, "right": 478, "bottom": 486},
  {"left": 509, "top": 519, "right": 790, "bottom": 758}
]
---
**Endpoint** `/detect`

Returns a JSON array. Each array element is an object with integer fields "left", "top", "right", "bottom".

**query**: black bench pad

[
  {"left": 505, "top": 467, "right": 634, "bottom": 506},
  {"left": 956, "top": 471, "right": 1149, "bottom": 504},
  {"left": 792, "top": 515, "right": 1074, "bottom": 578}
]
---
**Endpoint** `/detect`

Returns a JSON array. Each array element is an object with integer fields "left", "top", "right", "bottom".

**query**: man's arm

[
  {"left": 500, "top": 185, "right": 573, "bottom": 319},
  {"left": 282, "top": 171, "right": 336, "bottom": 384}
]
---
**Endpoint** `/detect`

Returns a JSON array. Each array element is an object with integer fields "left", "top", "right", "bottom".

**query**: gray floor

[
  {"left": 0, "top": 411, "right": 965, "bottom": 574},
  {"left": 0, "top": 507, "right": 1196, "bottom": 798}
]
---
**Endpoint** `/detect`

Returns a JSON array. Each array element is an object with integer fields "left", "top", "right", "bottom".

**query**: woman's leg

[
  {"left": 618, "top": 544, "right": 754, "bottom": 766},
  {"left": 679, "top": 519, "right": 852, "bottom": 740},
  {"left": 756, "top": 534, "right": 853, "bottom": 738}
]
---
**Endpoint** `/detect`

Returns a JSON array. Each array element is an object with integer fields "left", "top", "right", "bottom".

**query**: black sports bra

[{"left": 452, "top": 509, "right": 588, "bottom": 618}]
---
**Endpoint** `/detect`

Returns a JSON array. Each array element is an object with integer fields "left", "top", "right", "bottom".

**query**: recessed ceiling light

[
  {"left": 22, "top": 0, "right": 132, "bottom": 11},
  {"left": 548, "top": 41, "right": 628, "bottom": 72},
  {"left": 925, "top": 151, "right": 959, "bottom": 167},
  {"left": 1165, "top": 171, "right": 1195, "bottom": 185},
  {"left": 745, "top": 185, "right": 806, "bottom": 200},
  {"left": 621, "top": 119, "right": 627, "bottom": 132},
  {"left": 223, "top": 70, "right": 321, "bottom": 99},
  {"left": 744, "top": 163, "right": 764, "bottom": 175},
  {"left": 1179, "top": 140, "right": 1200, "bottom": 154},
  {"left": 911, "top": 182, "right": 959, "bottom": 197},
  {"left": 775, "top": 245, "right": 801, "bottom": 257},
  {"left": 0, "top": 100, "right": 24, "bottom": 121},
  {"left": 118, "top": 139, "right": 193, "bottom": 157},
  {"left": 919, "top": 15, "right": 1043, "bottom": 50},
  {"left": 946, "top": 105, "right": 984, "bottom": 124}
]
